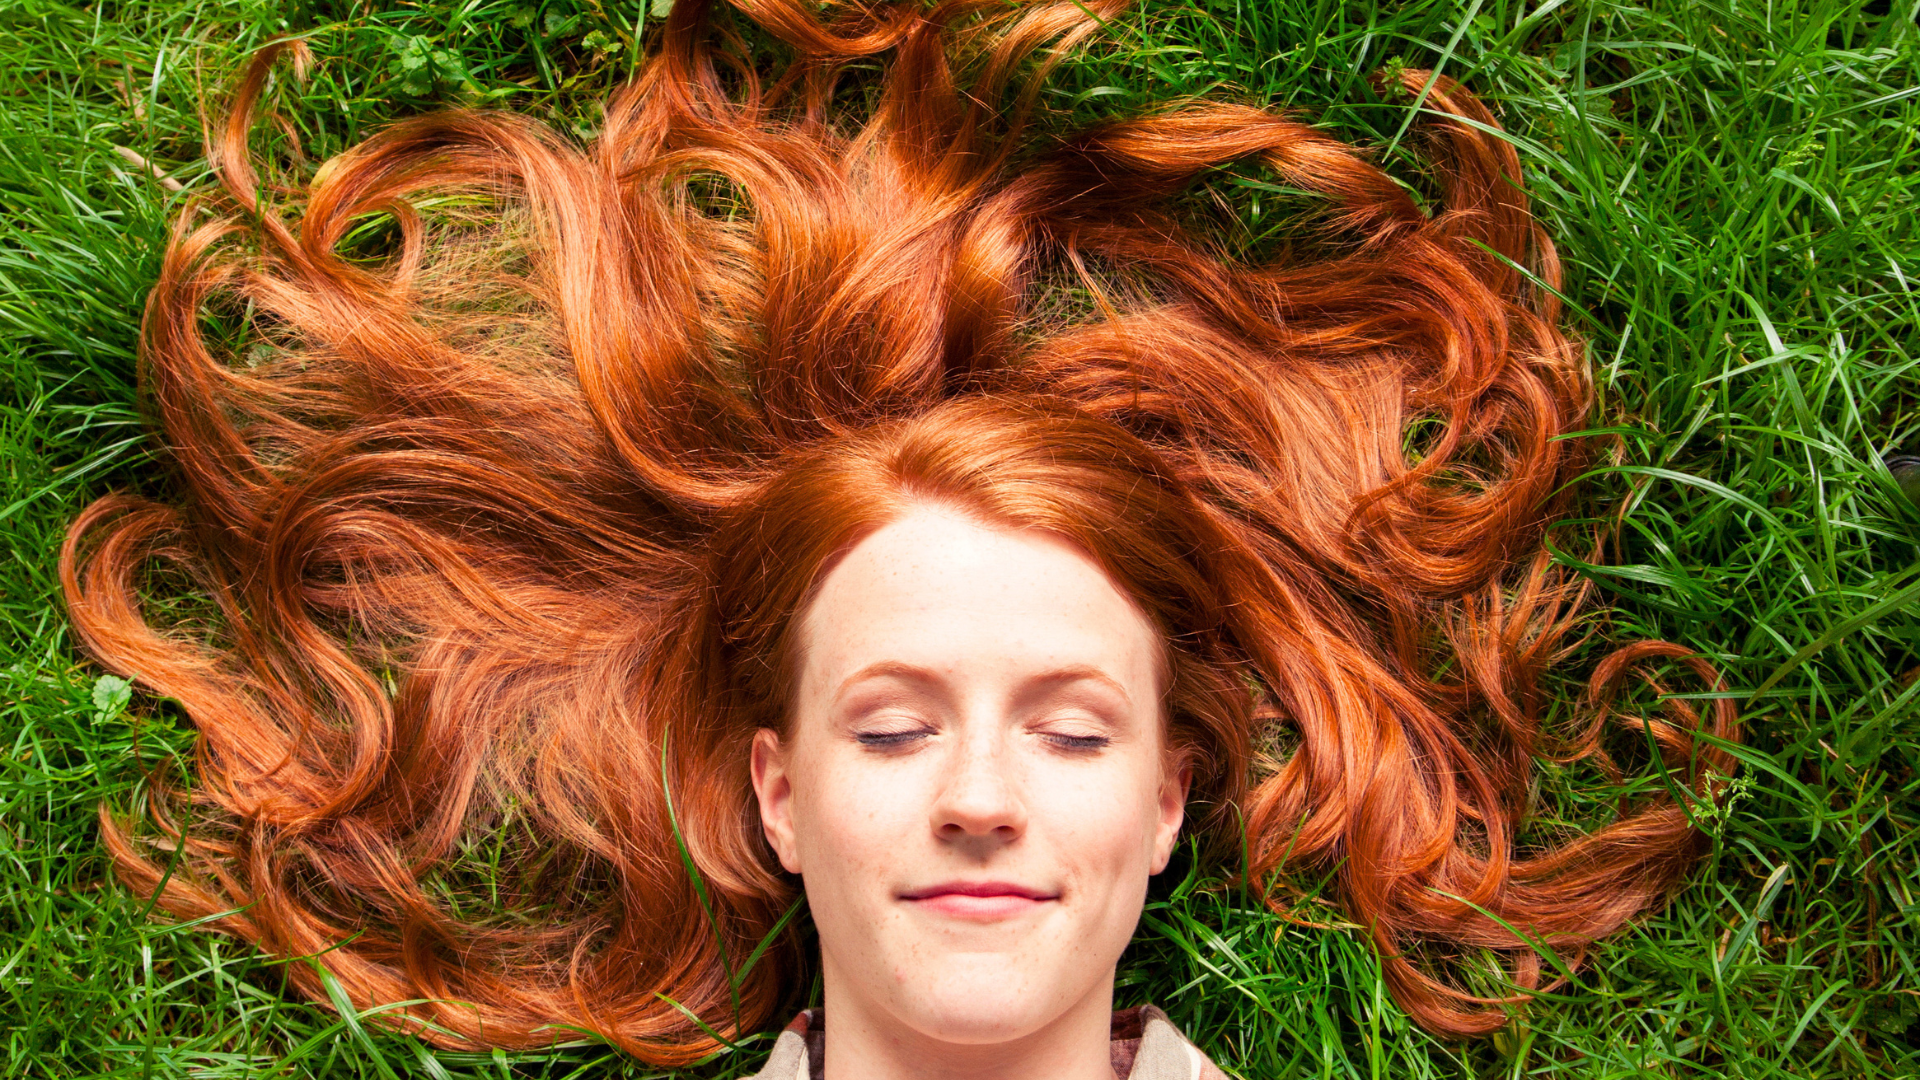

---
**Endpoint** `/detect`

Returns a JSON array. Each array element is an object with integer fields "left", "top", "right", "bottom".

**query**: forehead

[{"left": 795, "top": 506, "right": 1161, "bottom": 694}]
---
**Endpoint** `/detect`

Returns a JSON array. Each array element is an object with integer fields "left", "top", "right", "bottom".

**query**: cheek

[
  {"left": 1034, "top": 756, "right": 1166, "bottom": 872},
  {"left": 788, "top": 752, "right": 920, "bottom": 885}
]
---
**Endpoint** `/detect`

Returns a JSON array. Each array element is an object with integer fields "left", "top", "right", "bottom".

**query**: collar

[{"left": 747, "top": 1004, "right": 1223, "bottom": 1080}]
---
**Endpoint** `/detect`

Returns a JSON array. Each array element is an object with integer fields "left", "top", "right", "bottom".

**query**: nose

[{"left": 931, "top": 727, "right": 1027, "bottom": 848}]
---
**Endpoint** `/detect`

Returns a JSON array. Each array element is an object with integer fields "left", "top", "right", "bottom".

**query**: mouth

[{"left": 898, "top": 881, "right": 1060, "bottom": 921}]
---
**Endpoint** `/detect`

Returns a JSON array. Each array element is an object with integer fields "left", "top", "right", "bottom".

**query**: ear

[
  {"left": 751, "top": 727, "right": 803, "bottom": 874},
  {"left": 1150, "top": 760, "right": 1192, "bottom": 875}
]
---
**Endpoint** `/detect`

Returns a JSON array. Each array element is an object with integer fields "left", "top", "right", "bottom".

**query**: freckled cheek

[
  {"left": 794, "top": 762, "right": 918, "bottom": 907},
  {"left": 1034, "top": 772, "right": 1161, "bottom": 935},
  {"left": 796, "top": 769, "right": 931, "bottom": 991}
]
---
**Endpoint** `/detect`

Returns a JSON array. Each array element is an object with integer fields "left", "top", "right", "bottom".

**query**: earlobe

[
  {"left": 750, "top": 728, "right": 802, "bottom": 875},
  {"left": 1150, "top": 763, "right": 1193, "bottom": 875}
]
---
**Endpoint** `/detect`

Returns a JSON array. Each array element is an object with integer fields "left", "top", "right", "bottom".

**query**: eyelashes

[
  {"left": 1042, "top": 733, "right": 1111, "bottom": 752},
  {"left": 854, "top": 729, "right": 929, "bottom": 748}
]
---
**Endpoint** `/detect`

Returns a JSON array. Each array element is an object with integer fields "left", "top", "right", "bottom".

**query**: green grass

[{"left": 3, "top": 0, "right": 1918, "bottom": 1076}]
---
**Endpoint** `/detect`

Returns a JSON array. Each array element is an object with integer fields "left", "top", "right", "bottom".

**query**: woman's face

[{"left": 751, "top": 504, "right": 1188, "bottom": 1048}]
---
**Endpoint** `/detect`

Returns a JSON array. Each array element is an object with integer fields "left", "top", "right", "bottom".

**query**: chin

[{"left": 893, "top": 956, "right": 1084, "bottom": 1046}]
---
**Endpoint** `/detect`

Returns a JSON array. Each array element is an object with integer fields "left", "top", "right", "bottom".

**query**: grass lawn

[{"left": 3, "top": 0, "right": 1918, "bottom": 1076}]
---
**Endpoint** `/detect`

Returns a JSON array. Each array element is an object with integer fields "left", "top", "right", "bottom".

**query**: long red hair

[{"left": 61, "top": 0, "right": 1737, "bottom": 1062}]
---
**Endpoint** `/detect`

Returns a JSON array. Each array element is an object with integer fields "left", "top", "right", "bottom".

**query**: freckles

[{"left": 885, "top": 912, "right": 918, "bottom": 987}]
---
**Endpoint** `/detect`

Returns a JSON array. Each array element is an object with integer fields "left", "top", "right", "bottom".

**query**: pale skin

[{"left": 751, "top": 504, "right": 1190, "bottom": 1080}]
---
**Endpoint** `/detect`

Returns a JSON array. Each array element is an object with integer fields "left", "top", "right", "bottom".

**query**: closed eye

[
  {"left": 855, "top": 729, "right": 930, "bottom": 748},
  {"left": 1042, "top": 732, "right": 1111, "bottom": 752}
]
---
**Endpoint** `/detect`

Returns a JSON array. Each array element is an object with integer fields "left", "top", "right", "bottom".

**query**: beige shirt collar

[{"left": 746, "top": 1004, "right": 1226, "bottom": 1080}]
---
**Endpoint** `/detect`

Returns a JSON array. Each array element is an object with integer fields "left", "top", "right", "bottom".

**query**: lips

[{"left": 899, "top": 880, "right": 1059, "bottom": 921}]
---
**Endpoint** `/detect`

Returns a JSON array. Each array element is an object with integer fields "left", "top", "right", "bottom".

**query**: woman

[
  {"left": 737, "top": 405, "right": 1230, "bottom": 1078},
  {"left": 60, "top": 0, "right": 1737, "bottom": 1072}
]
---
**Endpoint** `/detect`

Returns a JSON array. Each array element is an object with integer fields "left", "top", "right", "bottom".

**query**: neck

[{"left": 817, "top": 972, "right": 1117, "bottom": 1080}]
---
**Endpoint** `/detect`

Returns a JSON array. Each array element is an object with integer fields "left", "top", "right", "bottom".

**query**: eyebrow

[{"left": 832, "top": 661, "right": 1134, "bottom": 708}]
